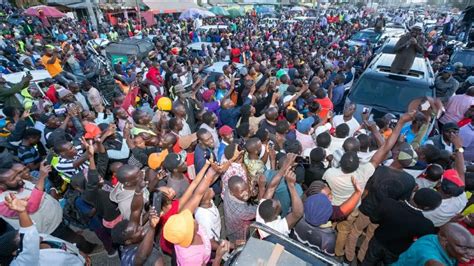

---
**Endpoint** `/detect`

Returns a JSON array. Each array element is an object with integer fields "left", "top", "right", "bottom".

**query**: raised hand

[
  {"left": 149, "top": 207, "right": 160, "bottom": 228},
  {"left": 39, "top": 161, "right": 52, "bottom": 178},
  {"left": 5, "top": 193, "right": 29, "bottom": 213},
  {"left": 285, "top": 169, "right": 297, "bottom": 185},
  {"left": 216, "top": 240, "right": 231, "bottom": 259}
]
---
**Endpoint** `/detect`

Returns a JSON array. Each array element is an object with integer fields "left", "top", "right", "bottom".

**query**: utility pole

[{"left": 86, "top": 0, "right": 98, "bottom": 32}]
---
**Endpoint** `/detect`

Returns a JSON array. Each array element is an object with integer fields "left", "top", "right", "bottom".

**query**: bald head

[
  {"left": 466, "top": 86, "right": 474, "bottom": 97},
  {"left": 265, "top": 107, "right": 279, "bottom": 122},
  {"left": 161, "top": 133, "right": 177, "bottom": 149},
  {"left": 439, "top": 223, "right": 474, "bottom": 262}
]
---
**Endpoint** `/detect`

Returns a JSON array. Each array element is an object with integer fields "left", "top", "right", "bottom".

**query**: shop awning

[{"left": 143, "top": 0, "right": 199, "bottom": 14}]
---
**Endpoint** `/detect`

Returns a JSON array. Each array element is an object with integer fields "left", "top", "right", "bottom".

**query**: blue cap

[
  {"left": 304, "top": 193, "right": 333, "bottom": 227},
  {"left": 297, "top": 116, "right": 315, "bottom": 134},
  {"left": 442, "top": 66, "right": 454, "bottom": 74}
]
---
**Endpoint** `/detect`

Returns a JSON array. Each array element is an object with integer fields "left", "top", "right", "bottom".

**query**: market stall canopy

[
  {"left": 209, "top": 6, "right": 229, "bottom": 16},
  {"left": 227, "top": 7, "right": 245, "bottom": 18},
  {"left": 142, "top": 11, "right": 157, "bottom": 27},
  {"left": 179, "top": 8, "right": 215, "bottom": 20},
  {"left": 143, "top": 0, "right": 199, "bottom": 14},
  {"left": 24, "top": 5, "right": 65, "bottom": 18}
]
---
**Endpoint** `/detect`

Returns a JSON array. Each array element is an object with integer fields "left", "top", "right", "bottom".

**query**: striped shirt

[
  {"left": 55, "top": 144, "right": 89, "bottom": 181},
  {"left": 18, "top": 145, "right": 41, "bottom": 166}
]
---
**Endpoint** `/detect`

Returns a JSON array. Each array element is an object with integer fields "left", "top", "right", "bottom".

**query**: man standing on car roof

[{"left": 390, "top": 25, "right": 425, "bottom": 75}]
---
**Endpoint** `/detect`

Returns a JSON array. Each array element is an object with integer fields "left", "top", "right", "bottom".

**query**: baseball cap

[
  {"left": 163, "top": 209, "right": 195, "bottom": 248},
  {"left": 84, "top": 123, "right": 102, "bottom": 139},
  {"left": 162, "top": 152, "right": 186, "bottom": 172},
  {"left": 157, "top": 97, "right": 172, "bottom": 111},
  {"left": 443, "top": 122, "right": 459, "bottom": 132},
  {"left": 148, "top": 150, "right": 168, "bottom": 170},
  {"left": 304, "top": 193, "right": 333, "bottom": 227},
  {"left": 441, "top": 66, "right": 454, "bottom": 74},
  {"left": 218, "top": 125, "right": 233, "bottom": 137},
  {"left": 174, "top": 84, "right": 185, "bottom": 94},
  {"left": 178, "top": 133, "right": 197, "bottom": 150},
  {"left": 397, "top": 142, "right": 418, "bottom": 168},
  {"left": 442, "top": 169, "right": 465, "bottom": 187},
  {"left": 297, "top": 116, "right": 315, "bottom": 134}
]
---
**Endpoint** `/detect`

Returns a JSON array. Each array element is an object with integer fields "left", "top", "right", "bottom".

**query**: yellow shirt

[{"left": 41, "top": 55, "right": 63, "bottom": 77}]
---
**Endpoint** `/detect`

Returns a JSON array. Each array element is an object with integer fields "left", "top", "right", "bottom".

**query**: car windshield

[
  {"left": 451, "top": 51, "right": 474, "bottom": 67},
  {"left": 349, "top": 76, "right": 433, "bottom": 113},
  {"left": 351, "top": 31, "right": 380, "bottom": 43}
]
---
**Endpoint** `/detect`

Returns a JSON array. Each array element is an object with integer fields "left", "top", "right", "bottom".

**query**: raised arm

[
  {"left": 134, "top": 208, "right": 160, "bottom": 266},
  {"left": 451, "top": 134, "right": 465, "bottom": 183},
  {"left": 181, "top": 166, "right": 219, "bottom": 213},
  {"left": 5, "top": 193, "right": 39, "bottom": 266},
  {"left": 284, "top": 171, "right": 303, "bottom": 229},
  {"left": 370, "top": 111, "right": 415, "bottom": 167},
  {"left": 262, "top": 153, "right": 297, "bottom": 200},
  {"left": 178, "top": 160, "right": 210, "bottom": 207}
]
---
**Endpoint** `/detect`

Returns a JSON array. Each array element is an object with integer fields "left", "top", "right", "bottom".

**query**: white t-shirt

[
  {"left": 332, "top": 116, "right": 360, "bottom": 137},
  {"left": 256, "top": 200, "right": 290, "bottom": 238},
  {"left": 327, "top": 136, "right": 347, "bottom": 156},
  {"left": 195, "top": 202, "right": 222, "bottom": 241},
  {"left": 323, "top": 163, "right": 376, "bottom": 206},
  {"left": 423, "top": 192, "right": 468, "bottom": 227}
]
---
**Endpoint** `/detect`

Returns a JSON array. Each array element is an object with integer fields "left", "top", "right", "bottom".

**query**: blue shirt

[
  {"left": 264, "top": 169, "right": 304, "bottom": 217},
  {"left": 400, "top": 123, "right": 428, "bottom": 145},
  {"left": 331, "top": 85, "right": 345, "bottom": 106},
  {"left": 217, "top": 142, "right": 228, "bottom": 162},
  {"left": 194, "top": 145, "right": 215, "bottom": 174},
  {"left": 390, "top": 234, "right": 456, "bottom": 266}
]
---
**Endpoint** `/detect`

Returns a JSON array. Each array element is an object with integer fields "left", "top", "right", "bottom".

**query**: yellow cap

[
  {"left": 157, "top": 97, "right": 172, "bottom": 111},
  {"left": 163, "top": 209, "right": 195, "bottom": 248}
]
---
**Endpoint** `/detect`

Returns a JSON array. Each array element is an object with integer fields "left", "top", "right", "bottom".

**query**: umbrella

[
  {"left": 24, "top": 5, "right": 65, "bottom": 18},
  {"left": 209, "top": 6, "right": 229, "bottom": 16},
  {"left": 179, "top": 8, "right": 215, "bottom": 20},
  {"left": 227, "top": 8, "right": 245, "bottom": 18},
  {"left": 290, "top": 6, "right": 306, "bottom": 12}
]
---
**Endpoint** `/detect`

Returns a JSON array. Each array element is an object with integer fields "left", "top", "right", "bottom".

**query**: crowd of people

[{"left": 0, "top": 2, "right": 473, "bottom": 266}]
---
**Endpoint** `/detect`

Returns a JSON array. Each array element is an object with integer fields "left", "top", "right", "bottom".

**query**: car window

[
  {"left": 349, "top": 76, "right": 432, "bottom": 112},
  {"left": 351, "top": 31, "right": 380, "bottom": 43},
  {"left": 451, "top": 51, "right": 474, "bottom": 68}
]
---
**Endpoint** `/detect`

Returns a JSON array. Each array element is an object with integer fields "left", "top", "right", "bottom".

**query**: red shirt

[
  {"left": 230, "top": 48, "right": 241, "bottom": 63},
  {"left": 45, "top": 85, "right": 58, "bottom": 104},
  {"left": 159, "top": 200, "right": 180, "bottom": 255},
  {"left": 315, "top": 97, "right": 334, "bottom": 120},
  {"left": 146, "top": 66, "right": 163, "bottom": 87}
]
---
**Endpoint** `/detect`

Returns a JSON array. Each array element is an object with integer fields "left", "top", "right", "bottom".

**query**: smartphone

[
  {"left": 54, "top": 108, "right": 67, "bottom": 115},
  {"left": 152, "top": 191, "right": 163, "bottom": 211}
]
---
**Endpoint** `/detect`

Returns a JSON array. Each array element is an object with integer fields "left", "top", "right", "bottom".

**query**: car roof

[
  {"left": 3, "top": 70, "right": 51, "bottom": 83},
  {"left": 368, "top": 53, "right": 434, "bottom": 81},
  {"left": 186, "top": 42, "right": 213, "bottom": 51},
  {"left": 197, "top": 25, "right": 228, "bottom": 30},
  {"left": 204, "top": 62, "right": 244, "bottom": 73}
]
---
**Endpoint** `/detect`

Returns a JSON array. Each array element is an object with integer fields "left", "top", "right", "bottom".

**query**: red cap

[
  {"left": 219, "top": 125, "right": 233, "bottom": 137},
  {"left": 84, "top": 123, "right": 102, "bottom": 139},
  {"left": 442, "top": 169, "right": 465, "bottom": 187}
]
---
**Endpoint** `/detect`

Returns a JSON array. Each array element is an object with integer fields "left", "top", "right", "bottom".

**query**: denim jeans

[{"left": 54, "top": 71, "right": 78, "bottom": 86}]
